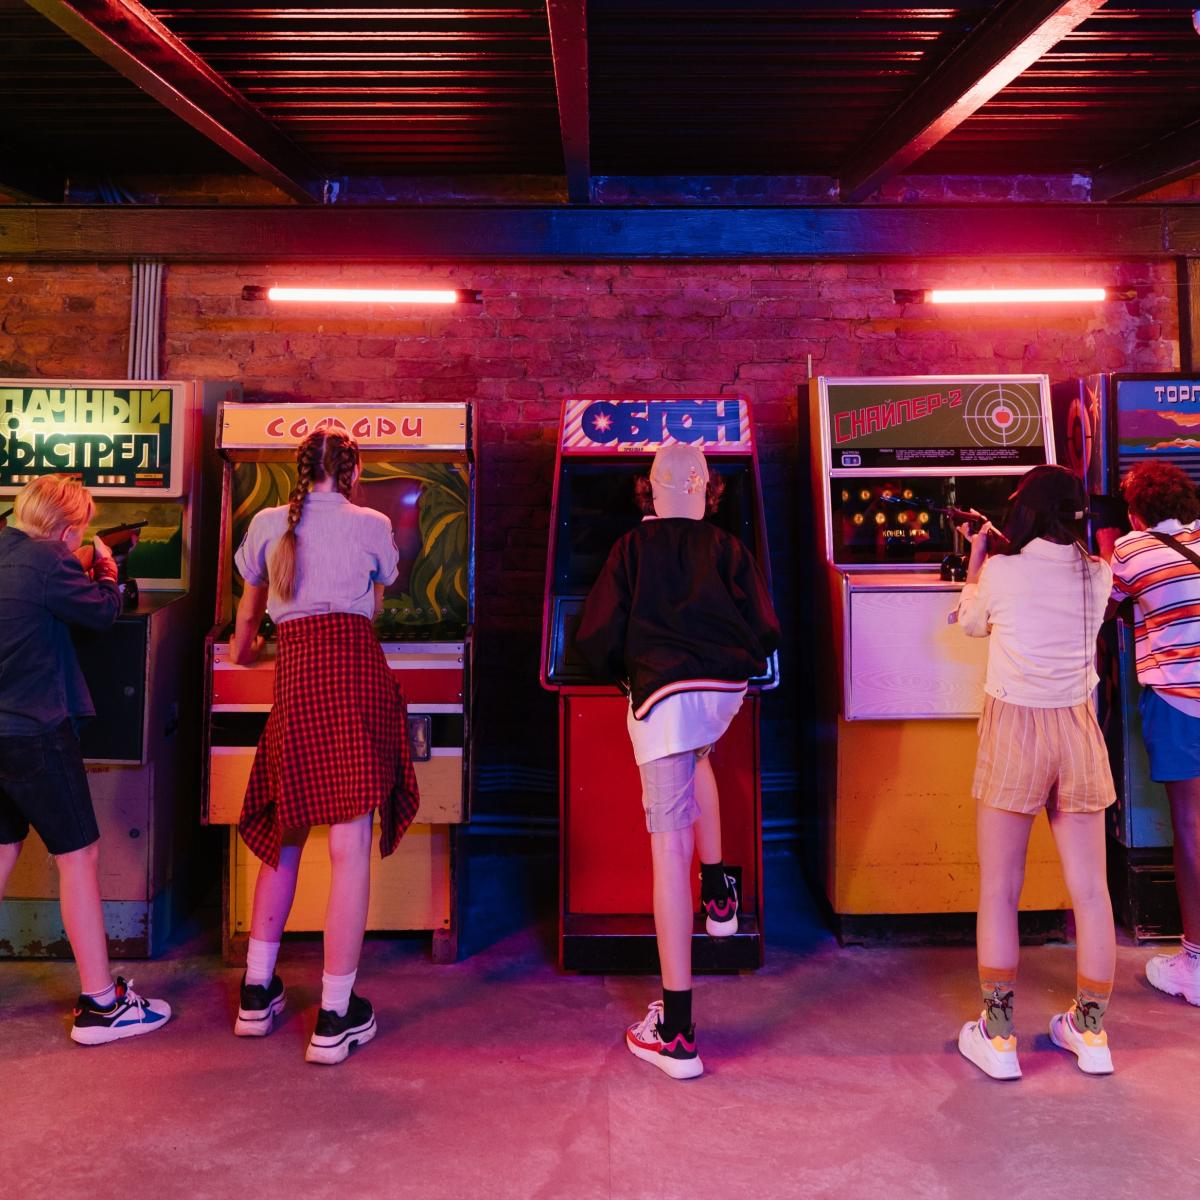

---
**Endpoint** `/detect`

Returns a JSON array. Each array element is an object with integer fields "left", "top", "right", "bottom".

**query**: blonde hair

[
  {"left": 267, "top": 428, "right": 360, "bottom": 600},
  {"left": 11, "top": 475, "right": 95, "bottom": 539}
]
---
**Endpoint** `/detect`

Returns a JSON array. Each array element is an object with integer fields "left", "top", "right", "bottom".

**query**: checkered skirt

[{"left": 239, "top": 612, "right": 420, "bottom": 867}]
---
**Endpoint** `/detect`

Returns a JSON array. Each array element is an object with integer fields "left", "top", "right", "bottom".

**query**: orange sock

[
  {"left": 1074, "top": 974, "right": 1113, "bottom": 1034},
  {"left": 979, "top": 964, "right": 1018, "bottom": 1039}
]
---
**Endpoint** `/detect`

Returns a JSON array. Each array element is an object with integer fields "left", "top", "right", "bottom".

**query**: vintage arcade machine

[
  {"left": 0, "top": 377, "right": 233, "bottom": 957},
  {"left": 204, "top": 400, "right": 473, "bottom": 963},
  {"left": 808, "top": 375, "right": 1070, "bottom": 940},
  {"left": 541, "top": 395, "right": 778, "bottom": 972},
  {"left": 1052, "top": 373, "right": 1200, "bottom": 939}
]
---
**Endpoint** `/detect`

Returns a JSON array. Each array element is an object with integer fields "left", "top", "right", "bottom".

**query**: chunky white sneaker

[
  {"left": 1146, "top": 950, "right": 1200, "bottom": 1006},
  {"left": 1049, "top": 1010, "right": 1114, "bottom": 1075},
  {"left": 70, "top": 977, "right": 172, "bottom": 1046},
  {"left": 625, "top": 1000, "right": 703, "bottom": 1080},
  {"left": 957, "top": 1014, "right": 1021, "bottom": 1080}
]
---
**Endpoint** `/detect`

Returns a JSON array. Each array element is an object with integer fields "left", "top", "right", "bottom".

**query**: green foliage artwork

[{"left": 230, "top": 461, "right": 470, "bottom": 637}]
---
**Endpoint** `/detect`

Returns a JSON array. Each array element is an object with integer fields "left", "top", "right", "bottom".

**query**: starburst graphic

[{"left": 591, "top": 412, "right": 612, "bottom": 433}]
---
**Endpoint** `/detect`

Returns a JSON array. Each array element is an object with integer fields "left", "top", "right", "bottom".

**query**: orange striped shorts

[{"left": 973, "top": 695, "right": 1116, "bottom": 815}]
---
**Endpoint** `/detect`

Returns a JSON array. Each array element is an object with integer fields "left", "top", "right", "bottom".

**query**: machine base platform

[
  {"left": 1108, "top": 842, "right": 1181, "bottom": 943},
  {"left": 561, "top": 914, "right": 762, "bottom": 973},
  {"left": 832, "top": 910, "right": 1068, "bottom": 948}
]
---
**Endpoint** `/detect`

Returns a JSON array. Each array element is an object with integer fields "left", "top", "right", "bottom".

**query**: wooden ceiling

[{"left": 1, "top": 1, "right": 1198, "bottom": 204}]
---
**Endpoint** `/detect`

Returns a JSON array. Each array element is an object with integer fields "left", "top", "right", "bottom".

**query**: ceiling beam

[
  {"left": 839, "top": 0, "right": 1108, "bottom": 203},
  {"left": 24, "top": 0, "right": 321, "bottom": 204},
  {"left": 545, "top": 0, "right": 591, "bottom": 204},
  {"left": 1, "top": 203, "right": 1197, "bottom": 261},
  {"left": 1092, "top": 120, "right": 1200, "bottom": 202},
  {"left": 0, "top": 167, "right": 66, "bottom": 203}
]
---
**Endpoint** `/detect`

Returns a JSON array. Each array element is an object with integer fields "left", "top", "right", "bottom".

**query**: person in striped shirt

[{"left": 1100, "top": 461, "right": 1200, "bottom": 1006}]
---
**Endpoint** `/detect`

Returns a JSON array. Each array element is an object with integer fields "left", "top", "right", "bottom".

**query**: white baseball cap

[{"left": 650, "top": 443, "right": 709, "bottom": 519}]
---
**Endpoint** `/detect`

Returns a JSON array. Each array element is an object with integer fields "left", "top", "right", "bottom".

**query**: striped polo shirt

[{"left": 1110, "top": 519, "right": 1200, "bottom": 717}]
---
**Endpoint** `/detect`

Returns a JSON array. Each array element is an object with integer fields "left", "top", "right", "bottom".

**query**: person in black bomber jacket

[
  {"left": 0, "top": 475, "right": 170, "bottom": 1044},
  {"left": 576, "top": 443, "right": 780, "bottom": 1080}
]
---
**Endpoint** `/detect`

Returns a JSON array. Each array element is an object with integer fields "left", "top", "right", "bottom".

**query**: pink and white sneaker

[
  {"left": 625, "top": 1001, "right": 703, "bottom": 1080},
  {"left": 703, "top": 874, "right": 739, "bottom": 938}
]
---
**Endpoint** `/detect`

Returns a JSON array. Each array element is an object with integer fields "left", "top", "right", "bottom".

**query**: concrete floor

[{"left": 4, "top": 849, "right": 1199, "bottom": 1200}]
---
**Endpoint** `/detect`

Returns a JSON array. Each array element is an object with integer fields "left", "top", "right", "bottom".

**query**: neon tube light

[
  {"left": 267, "top": 286, "right": 465, "bottom": 304},
  {"left": 928, "top": 287, "right": 1106, "bottom": 304}
]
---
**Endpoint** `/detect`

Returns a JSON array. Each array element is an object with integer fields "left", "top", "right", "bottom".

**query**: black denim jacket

[{"left": 0, "top": 526, "right": 120, "bottom": 735}]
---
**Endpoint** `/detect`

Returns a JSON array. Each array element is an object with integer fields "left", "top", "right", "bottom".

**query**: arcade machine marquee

[
  {"left": 204, "top": 401, "right": 474, "bottom": 963},
  {"left": 542, "top": 396, "right": 778, "bottom": 972},
  {"left": 809, "top": 375, "right": 1070, "bottom": 938}
]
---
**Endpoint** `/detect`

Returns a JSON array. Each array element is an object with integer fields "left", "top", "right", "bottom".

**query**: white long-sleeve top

[{"left": 957, "top": 538, "right": 1112, "bottom": 708}]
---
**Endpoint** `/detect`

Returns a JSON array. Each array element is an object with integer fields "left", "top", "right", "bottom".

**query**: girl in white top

[{"left": 954, "top": 465, "right": 1118, "bottom": 1081}]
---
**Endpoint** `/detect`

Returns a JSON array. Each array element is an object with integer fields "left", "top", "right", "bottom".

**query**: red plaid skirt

[{"left": 239, "top": 612, "right": 420, "bottom": 867}]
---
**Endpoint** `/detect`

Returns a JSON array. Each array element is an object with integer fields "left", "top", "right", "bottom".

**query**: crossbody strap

[{"left": 1150, "top": 530, "right": 1200, "bottom": 572}]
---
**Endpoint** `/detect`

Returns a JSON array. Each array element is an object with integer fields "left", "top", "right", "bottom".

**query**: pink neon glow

[
  {"left": 266, "top": 286, "right": 459, "bottom": 304},
  {"left": 929, "top": 287, "right": 1106, "bottom": 304}
]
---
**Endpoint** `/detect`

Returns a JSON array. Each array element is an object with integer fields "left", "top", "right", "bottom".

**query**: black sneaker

[
  {"left": 702, "top": 872, "right": 739, "bottom": 938},
  {"left": 305, "top": 992, "right": 377, "bottom": 1065},
  {"left": 625, "top": 1001, "right": 703, "bottom": 1080},
  {"left": 235, "top": 974, "right": 286, "bottom": 1038},
  {"left": 70, "top": 977, "right": 171, "bottom": 1046}
]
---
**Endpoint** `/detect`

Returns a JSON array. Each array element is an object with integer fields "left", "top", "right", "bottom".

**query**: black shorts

[{"left": 0, "top": 720, "right": 99, "bottom": 856}]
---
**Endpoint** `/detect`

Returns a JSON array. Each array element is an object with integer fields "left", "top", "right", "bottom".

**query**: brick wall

[{"left": 0, "top": 258, "right": 1180, "bottom": 819}]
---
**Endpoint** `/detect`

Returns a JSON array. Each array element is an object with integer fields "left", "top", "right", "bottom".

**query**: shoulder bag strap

[{"left": 1149, "top": 530, "right": 1200, "bottom": 572}]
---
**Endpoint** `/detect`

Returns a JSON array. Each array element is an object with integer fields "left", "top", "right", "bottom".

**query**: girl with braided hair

[{"left": 229, "top": 426, "right": 420, "bottom": 1064}]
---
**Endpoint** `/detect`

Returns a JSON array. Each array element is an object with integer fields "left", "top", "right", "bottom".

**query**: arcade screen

[
  {"left": 826, "top": 379, "right": 1049, "bottom": 471},
  {"left": 831, "top": 475, "right": 1018, "bottom": 566},
  {"left": 230, "top": 460, "right": 469, "bottom": 640},
  {"left": 554, "top": 459, "right": 758, "bottom": 593}
]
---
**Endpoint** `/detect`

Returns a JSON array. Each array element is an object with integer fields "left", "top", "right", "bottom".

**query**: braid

[
  {"left": 327, "top": 431, "right": 359, "bottom": 499},
  {"left": 268, "top": 430, "right": 324, "bottom": 601}
]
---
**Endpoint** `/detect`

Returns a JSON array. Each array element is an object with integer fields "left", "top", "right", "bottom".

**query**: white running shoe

[
  {"left": 70, "top": 977, "right": 172, "bottom": 1046},
  {"left": 625, "top": 1000, "right": 703, "bottom": 1080},
  {"left": 1146, "top": 949, "right": 1200, "bottom": 1006},
  {"left": 1049, "top": 1009, "right": 1114, "bottom": 1075},
  {"left": 957, "top": 1014, "right": 1021, "bottom": 1080}
]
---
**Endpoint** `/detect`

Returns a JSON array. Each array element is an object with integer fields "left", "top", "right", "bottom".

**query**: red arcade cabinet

[{"left": 541, "top": 396, "right": 778, "bottom": 972}]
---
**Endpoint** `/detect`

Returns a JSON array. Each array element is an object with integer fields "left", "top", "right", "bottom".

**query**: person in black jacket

[
  {"left": 576, "top": 443, "right": 780, "bottom": 1080},
  {"left": 0, "top": 475, "right": 170, "bottom": 1044}
]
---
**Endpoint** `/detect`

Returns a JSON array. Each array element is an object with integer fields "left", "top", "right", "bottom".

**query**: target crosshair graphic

[{"left": 961, "top": 383, "right": 1042, "bottom": 448}]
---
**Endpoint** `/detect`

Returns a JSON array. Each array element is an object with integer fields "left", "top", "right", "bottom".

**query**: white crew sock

[
  {"left": 85, "top": 982, "right": 116, "bottom": 1008},
  {"left": 245, "top": 937, "right": 281, "bottom": 987},
  {"left": 320, "top": 969, "right": 357, "bottom": 1017},
  {"left": 1182, "top": 938, "right": 1200, "bottom": 963}
]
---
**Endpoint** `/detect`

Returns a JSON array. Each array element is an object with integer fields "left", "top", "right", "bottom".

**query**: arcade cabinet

[
  {"left": 541, "top": 395, "right": 778, "bottom": 972},
  {"left": 1052, "top": 373, "right": 1200, "bottom": 940},
  {"left": 204, "top": 400, "right": 474, "bottom": 963},
  {"left": 0, "top": 378, "right": 233, "bottom": 957},
  {"left": 808, "top": 375, "right": 1070, "bottom": 940}
]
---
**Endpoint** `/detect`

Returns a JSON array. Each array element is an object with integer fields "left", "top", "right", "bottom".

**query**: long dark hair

[
  {"left": 267, "top": 427, "right": 360, "bottom": 600},
  {"left": 1000, "top": 464, "right": 1101, "bottom": 697},
  {"left": 999, "top": 464, "right": 1091, "bottom": 558}
]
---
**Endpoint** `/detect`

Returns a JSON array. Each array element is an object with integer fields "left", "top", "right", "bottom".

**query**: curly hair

[
  {"left": 1121, "top": 461, "right": 1200, "bottom": 528},
  {"left": 267, "top": 426, "right": 361, "bottom": 600},
  {"left": 634, "top": 472, "right": 725, "bottom": 516}
]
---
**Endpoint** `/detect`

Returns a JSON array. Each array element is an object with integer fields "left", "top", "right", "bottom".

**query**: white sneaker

[
  {"left": 625, "top": 1001, "right": 703, "bottom": 1080},
  {"left": 1049, "top": 1009, "right": 1114, "bottom": 1075},
  {"left": 70, "top": 977, "right": 172, "bottom": 1046},
  {"left": 1146, "top": 949, "right": 1200, "bottom": 1006},
  {"left": 957, "top": 1014, "right": 1021, "bottom": 1080}
]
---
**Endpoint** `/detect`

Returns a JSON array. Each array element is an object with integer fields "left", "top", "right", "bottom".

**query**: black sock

[
  {"left": 700, "top": 860, "right": 728, "bottom": 904},
  {"left": 661, "top": 988, "right": 693, "bottom": 1038}
]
